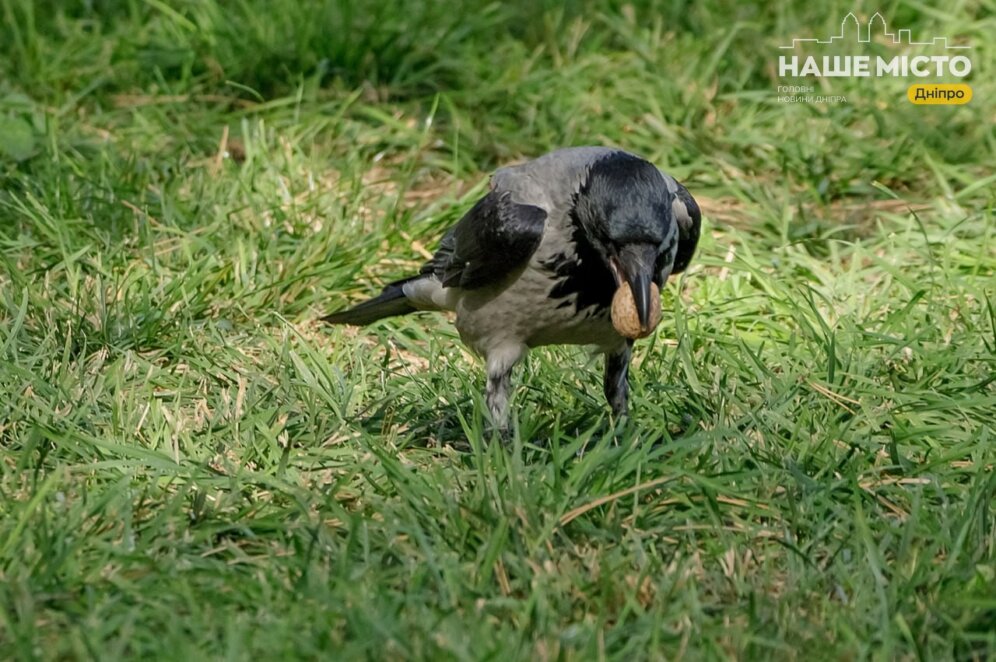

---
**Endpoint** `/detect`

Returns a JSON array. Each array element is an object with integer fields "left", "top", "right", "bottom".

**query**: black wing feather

[
  {"left": 671, "top": 183, "right": 701, "bottom": 274},
  {"left": 427, "top": 191, "right": 546, "bottom": 289}
]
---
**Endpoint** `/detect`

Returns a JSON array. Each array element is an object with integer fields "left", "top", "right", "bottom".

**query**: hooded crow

[{"left": 323, "top": 147, "right": 700, "bottom": 429}]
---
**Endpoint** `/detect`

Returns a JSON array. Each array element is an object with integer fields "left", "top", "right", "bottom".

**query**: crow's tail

[{"left": 321, "top": 278, "right": 418, "bottom": 326}]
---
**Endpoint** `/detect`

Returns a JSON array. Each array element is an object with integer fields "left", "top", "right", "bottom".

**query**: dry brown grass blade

[{"left": 559, "top": 475, "right": 675, "bottom": 527}]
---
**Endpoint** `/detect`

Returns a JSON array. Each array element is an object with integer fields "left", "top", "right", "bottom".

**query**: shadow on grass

[{"left": 352, "top": 378, "right": 703, "bottom": 455}]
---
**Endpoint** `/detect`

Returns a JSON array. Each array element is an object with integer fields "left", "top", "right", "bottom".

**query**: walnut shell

[{"left": 611, "top": 282, "right": 662, "bottom": 339}]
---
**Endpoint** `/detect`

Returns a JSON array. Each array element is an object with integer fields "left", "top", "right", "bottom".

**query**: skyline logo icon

[
  {"left": 779, "top": 12, "right": 971, "bottom": 51},
  {"left": 776, "top": 10, "right": 974, "bottom": 80}
]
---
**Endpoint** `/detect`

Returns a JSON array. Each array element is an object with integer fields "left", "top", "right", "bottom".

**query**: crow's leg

[
  {"left": 485, "top": 344, "right": 526, "bottom": 432},
  {"left": 604, "top": 341, "right": 634, "bottom": 417}
]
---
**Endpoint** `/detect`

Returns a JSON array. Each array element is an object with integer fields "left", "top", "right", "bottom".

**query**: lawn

[{"left": 1, "top": 0, "right": 994, "bottom": 659}]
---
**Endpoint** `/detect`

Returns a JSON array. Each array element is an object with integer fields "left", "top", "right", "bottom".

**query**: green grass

[{"left": 1, "top": 0, "right": 995, "bottom": 658}]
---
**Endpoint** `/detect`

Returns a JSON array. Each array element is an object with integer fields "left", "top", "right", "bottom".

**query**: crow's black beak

[{"left": 612, "top": 243, "right": 658, "bottom": 332}]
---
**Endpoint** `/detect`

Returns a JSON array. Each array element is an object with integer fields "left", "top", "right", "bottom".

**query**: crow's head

[{"left": 573, "top": 152, "right": 701, "bottom": 333}]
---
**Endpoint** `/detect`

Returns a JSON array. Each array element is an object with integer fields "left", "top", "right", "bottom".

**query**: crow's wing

[
  {"left": 425, "top": 190, "right": 547, "bottom": 289},
  {"left": 670, "top": 181, "right": 701, "bottom": 274}
]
